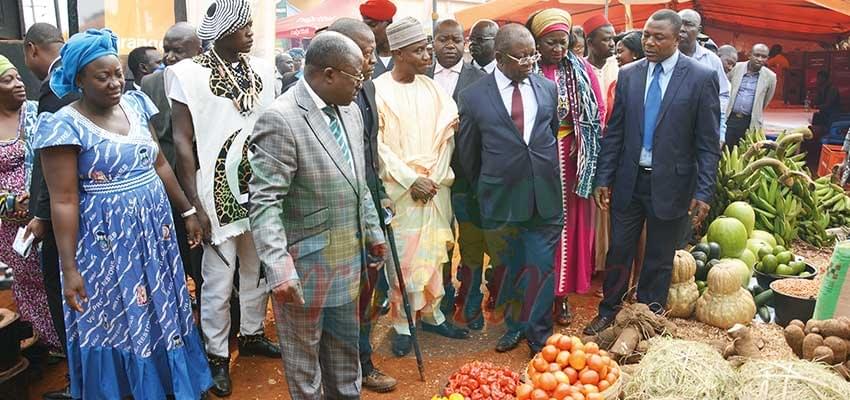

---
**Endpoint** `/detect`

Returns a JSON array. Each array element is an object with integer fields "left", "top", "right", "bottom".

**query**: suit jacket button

[{"left": 356, "top": 232, "right": 362, "bottom": 239}]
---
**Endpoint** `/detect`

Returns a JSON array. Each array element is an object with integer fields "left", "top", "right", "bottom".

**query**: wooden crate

[{"left": 818, "top": 144, "right": 846, "bottom": 177}]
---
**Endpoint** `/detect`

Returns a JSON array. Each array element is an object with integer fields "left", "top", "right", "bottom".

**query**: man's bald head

[
  {"left": 678, "top": 9, "right": 701, "bottom": 26},
  {"left": 470, "top": 20, "right": 499, "bottom": 67},
  {"left": 749, "top": 43, "right": 769, "bottom": 72},
  {"left": 717, "top": 44, "right": 738, "bottom": 73},
  {"left": 435, "top": 19, "right": 463, "bottom": 34},
  {"left": 495, "top": 24, "right": 536, "bottom": 82},
  {"left": 162, "top": 22, "right": 202, "bottom": 66},
  {"left": 328, "top": 18, "right": 377, "bottom": 80},
  {"left": 434, "top": 19, "right": 465, "bottom": 68},
  {"left": 305, "top": 32, "right": 365, "bottom": 105},
  {"left": 677, "top": 9, "right": 702, "bottom": 53},
  {"left": 495, "top": 24, "right": 534, "bottom": 54}
]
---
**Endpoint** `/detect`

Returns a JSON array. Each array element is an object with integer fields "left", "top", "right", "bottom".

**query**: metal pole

[
  {"left": 68, "top": 0, "right": 79, "bottom": 35},
  {"left": 604, "top": 0, "right": 609, "bottom": 18},
  {"left": 53, "top": 0, "right": 61, "bottom": 30}
]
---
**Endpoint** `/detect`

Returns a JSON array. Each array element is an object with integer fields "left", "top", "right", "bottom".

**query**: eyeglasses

[
  {"left": 504, "top": 52, "right": 541, "bottom": 66},
  {"left": 468, "top": 36, "right": 496, "bottom": 45},
  {"left": 334, "top": 68, "right": 365, "bottom": 84}
]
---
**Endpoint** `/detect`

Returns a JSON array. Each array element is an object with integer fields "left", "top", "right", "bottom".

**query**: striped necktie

[{"left": 322, "top": 106, "right": 355, "bottom": 174}]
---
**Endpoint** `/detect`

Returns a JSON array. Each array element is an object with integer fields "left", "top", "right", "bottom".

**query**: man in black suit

[
  {"left": 22, "top": 22, "right": 78, "bottom": 400},
  {"left": 426, "top": 18, "right": 487, "bottom": 329},
  {"left": 140, "top": 22, "right": 204, "bottom": 308},
  {"left": 584, "top": 10, "right": 720, "bottom": 335},
  {"left": 360, "top": 0, "right": 397, "bottom": 78},
  {"left": 126, "top": 45, "right": 161, "bottom": 91},
  {"left": 327, "top": 18, "right": 398, "bottom": 394},
  {"left": 457, "top": 24, "right": 562, "bottom": 354}
]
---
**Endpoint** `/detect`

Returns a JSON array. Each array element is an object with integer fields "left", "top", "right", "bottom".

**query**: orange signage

[{"left": 104, "top": 0, "right": 176, "bottom": 55}]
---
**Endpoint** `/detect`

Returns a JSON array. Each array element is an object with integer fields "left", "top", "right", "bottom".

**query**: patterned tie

[
  {"left": 511, "top": 81, "right": 524, "bottom": 138},
  {"left": 643, "top": 63, "right": 664, "bottom": 153},
  {"left": 322, "top": 106, "right": 355, "bottom": 174}
]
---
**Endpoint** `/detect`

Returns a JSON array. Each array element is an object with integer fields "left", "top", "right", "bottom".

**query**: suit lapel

[
  {"left": 485, "top": 75, "right": 525, "bottom": 144},
  {"left": 633, "top": 59, "right": 648, "bottom": 136},
  {"left": 529, "top": 75, "right": 549, "bottom": 142},
  {"left": 454, "top": 64, "right": 472, "bottom": 100},
  {"left": 655, "top": 57, "right": 688, "bottom": 130},
  {"left": 364, "top": 81, "right": 379, "bottom": 133},
  {"left": 294, "top": 82, "right": 358, "bottom": 192}
]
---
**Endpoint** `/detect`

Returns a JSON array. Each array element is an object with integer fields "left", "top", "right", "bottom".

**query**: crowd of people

[{"left": 0, "top": 0, "right": 797, "bottom": 398}]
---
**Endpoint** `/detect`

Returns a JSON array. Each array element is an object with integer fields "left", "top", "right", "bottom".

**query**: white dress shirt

[
  {"left": 640, "top": 50, "right": 680, "bottom": 166},
  {"left": 494, "top": 67, "right": 537, "bottom": 144},
  {"left": 473, "top": 59, "right": 496, "bottom": 74},
  {"left": 303, "top": 81, "right": 355, "bottom": 175},
  {"left": 434, "top": 60, "right": 463, "bottom": 97},
  {"left": 692, "top": 44, "right": 730, "bottom": 142}
]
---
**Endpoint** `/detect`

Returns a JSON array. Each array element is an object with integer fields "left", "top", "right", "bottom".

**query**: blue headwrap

[{"left": 50, "top": 28, "right": 119, "bottom": 99}]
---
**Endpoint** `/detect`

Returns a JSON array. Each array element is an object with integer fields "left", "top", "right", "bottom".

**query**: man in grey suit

[
  {"left": 585, "top": 10, "right": 720, "bottom": 335},
  {"left": 426, "top": 18, "right": 488, "bottom": 328},
  {"left": 726, "top": 43, "right": 776, "bottom": 148},
  {"left": 249, "top": 32, "right": 387, "bottom": 399}
]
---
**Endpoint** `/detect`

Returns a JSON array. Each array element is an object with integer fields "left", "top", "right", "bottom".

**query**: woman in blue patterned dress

[{"left": 34, "top": 29, "right": 212, "bottom": 399}]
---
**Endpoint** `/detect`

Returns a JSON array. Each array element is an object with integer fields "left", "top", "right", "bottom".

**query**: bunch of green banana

[{"left": 814, "top": 175, "right": 850, "bottom": 227}]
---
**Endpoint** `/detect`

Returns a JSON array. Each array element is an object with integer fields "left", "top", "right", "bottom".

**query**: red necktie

[{"left": 511, "top": 81, "right": 524, "bottom": 137}]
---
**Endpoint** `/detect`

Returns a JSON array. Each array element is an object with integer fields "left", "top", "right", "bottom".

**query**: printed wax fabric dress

[{"left": 34, "top": 91, "right": 211, "bottom": 399}]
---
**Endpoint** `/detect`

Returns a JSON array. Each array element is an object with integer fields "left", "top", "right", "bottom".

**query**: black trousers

[
  {"left": 599, "top": 171, "right": 687, "bottom": 318},
  {"left": 39, "top": 231, "right": 66, "bottom": 348},
  {"left": 725, "top": 113, "right": 752, "bottom": 149}
]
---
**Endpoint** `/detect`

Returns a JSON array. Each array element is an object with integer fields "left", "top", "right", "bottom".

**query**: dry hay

[
  {"left": 623, "top": 337, "right": 738, "bottom": 400},
  {"left": 735, "top": 359, "right": 850, "bottom": 399},
  {"left": 671, "top": 318, "right": 795, "bottom": 360}
]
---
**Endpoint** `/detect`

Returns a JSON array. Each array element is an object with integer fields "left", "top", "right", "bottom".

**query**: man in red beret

[
  {"left": 584, "top": 14, "right": 618, "bottom": 106},
  {"left": 360, "top": 0, "right": 397, "bottom": 78}
]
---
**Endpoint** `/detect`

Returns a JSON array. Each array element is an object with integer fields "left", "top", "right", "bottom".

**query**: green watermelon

[
  {"left": 746, "top": 238, "right": 769, "bottom": 258},
  {"left": 724, "top": 201, "right": 756, "bottom": 235},
  {"left": 706, "top": 217, "right": 748, "bottom": 258},
  {"left": 751, "top": 230, "right": 777, "bottom": 247},
  {"left": 738, "top": 248, "right": 757, "bottom": 271},
  {"left": 720, "top": 258, "right": 752, "bottom": 287}
]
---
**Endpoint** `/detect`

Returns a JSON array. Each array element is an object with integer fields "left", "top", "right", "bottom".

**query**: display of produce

[
  {"left": 706, "top": 217, "right": 748, "bottom": 258},
  {"left": 710, "top": 129, "right": 838, "bottom": 247},
  {"left": 517, "top": 334, "right": 622, "bottom": 400},
  {"left": 694, "top": 261, "right": 757, "bottom": 329},
  {"left": 783, "top": 318, "right": 850, "bottom": 365},
  {"left": 444, "top": 361, "right": 520, "bottom": 400},
  {"left": 814, "top": 175, "right": 850, "bottom": 228},
  {"left": 581, "top": 303, "right": 677, "bottom": 363},
  {"left": 666, "top": 250, "right": 700, "bottom": 318}
]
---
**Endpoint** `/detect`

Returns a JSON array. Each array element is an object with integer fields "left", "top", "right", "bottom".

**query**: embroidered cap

[{"left": 386, "top": 17, "right": 427, "bottom": 51}]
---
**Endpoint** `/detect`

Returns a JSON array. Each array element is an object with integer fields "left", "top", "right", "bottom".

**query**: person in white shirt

[
  {"left": 678, "top": 9, "right": 730, "bottom": 144},
  {"left": 427, "top": 18, "right": 487, "bottom": 329},
  {"left": 469, "top": 20, "right": 498, "bottom": 74}
]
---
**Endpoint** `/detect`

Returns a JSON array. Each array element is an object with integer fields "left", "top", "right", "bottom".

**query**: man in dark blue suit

[
  {"left": 456, "top": 24, "right": 562, "bottom": 354},
  {"left": 584, "top": 10, "right": 721, "bottom": 334}
]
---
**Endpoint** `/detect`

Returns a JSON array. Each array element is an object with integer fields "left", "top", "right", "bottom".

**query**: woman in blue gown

[{"left": 34, "top": 29, "right": 212, "bottom": 399}]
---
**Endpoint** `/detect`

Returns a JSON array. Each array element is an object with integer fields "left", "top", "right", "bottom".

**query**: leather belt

[
  {"left": 732, "top": 112, "right": 751, "bottom": 119},
  {"left": 639, "top": 166, "right": 652, "bottom": 173}
]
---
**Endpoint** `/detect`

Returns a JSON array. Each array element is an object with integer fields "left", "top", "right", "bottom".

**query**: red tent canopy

[
  {"left": 276, "top": 0, "right": 362, "bottom": 39},
  {"left": 454, "top": 0, "right": 850, "bottom": 42}
]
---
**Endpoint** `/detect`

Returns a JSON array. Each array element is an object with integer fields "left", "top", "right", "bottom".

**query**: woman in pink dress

[
  {"left": 526, "top": 9, "right": 606, "bottom": 326},
  {"left": 0, "top": 56, "right": 60, "bottom": 352}
]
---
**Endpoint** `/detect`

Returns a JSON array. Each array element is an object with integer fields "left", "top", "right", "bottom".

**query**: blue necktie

[
  {"left": 643, "top": 63, "right": 664, "bottom": 153},
  {"left": 322, "top": 106, "right": 355, "bottom": 174}
]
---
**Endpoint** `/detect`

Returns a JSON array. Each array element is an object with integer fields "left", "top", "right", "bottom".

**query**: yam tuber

[
  {"left": 824, "top": 336, "right": 848, "bottom": 364},
  {"left": 813, "top": 345, "right": 835, "bottom": 364},
  {"left": 789, "top": 319, "right": 805, "bottom": 330},
  {"left": 726, "top": 324, "right": 762, "bottom": 358},
  {"left": 806, "top": 319, "right": 850, "bottom": 339},
  {"left": 802, "top": 333, "right": 824, "bottom": 360},
  {"left": 610, "top": 326, "right": 641, "bottom": 359},
  {"left": 784, "top": 324, "right": 805, "bottom": 358}
]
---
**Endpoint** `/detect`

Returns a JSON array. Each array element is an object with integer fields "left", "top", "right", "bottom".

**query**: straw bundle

[
  {"left": 623, "top": 337, "right": 738, "bottom": 400},
  {"left": 735, "top": 359, "right": 850, "bottom": 399}
]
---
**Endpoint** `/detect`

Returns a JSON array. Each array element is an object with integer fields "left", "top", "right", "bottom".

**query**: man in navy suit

[
  {"left": 456, "top": 24, "right": 562, "bottom": 354},
  {"left": 584, "top": 10, "right": 721, "bottom": 335}
]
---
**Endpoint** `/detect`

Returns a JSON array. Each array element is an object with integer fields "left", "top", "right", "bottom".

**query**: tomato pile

[
  {"left": 516, "top": 334, "right": 621, "bottom": 400},
  {"left": 444, "top": 361, "right": 521, "bottom": 400}
]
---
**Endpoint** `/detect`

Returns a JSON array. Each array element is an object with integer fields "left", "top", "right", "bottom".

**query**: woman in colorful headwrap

[
  {"left": 526, "top": 9, "right": 606, "bottom": 326},
  {"left": 35, "top": 29, "right": 212, "bottom": 399},
  {"left": 0, "top": 55, "right": 61, "bottom": 352}
]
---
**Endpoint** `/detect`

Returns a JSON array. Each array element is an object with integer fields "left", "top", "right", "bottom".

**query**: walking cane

[{"left": 383, "top": 208, "right": 426, "bottom": 381}]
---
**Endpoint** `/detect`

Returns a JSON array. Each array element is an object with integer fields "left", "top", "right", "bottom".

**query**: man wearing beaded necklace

[{"left": 166, "top": 0, "right": 279, "bottom": 396}]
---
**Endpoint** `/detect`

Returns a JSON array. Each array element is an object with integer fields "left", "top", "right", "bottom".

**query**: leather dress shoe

[
  {"left": 391, "top": 332, "right": 412, "bottom": 357},
  {"left": 237, "top": 334, "right": 281, "bottom": 358},
  {"left": 555, "top": 297, "right": 572, "bottom": 326},
  {"left": 495, "top": 330, "right": 525, "bottom": 352},
  {"left": 42, "top": 386, "right": 72, "bottom": 400},
  {"left": 466, "top": 314, "right": 484, "bottom": 330},
  {"left": 421, "top": 321, "right": 469, "bottom": 339},
  {"left": 207, "top": 354, "right": 232, "bottom": 397},
  {"left": 583, "top": 315, "right": 615, "bottom": 336},
  {"left": 362, "top": 368, "right": 398, "bottom": 393}
]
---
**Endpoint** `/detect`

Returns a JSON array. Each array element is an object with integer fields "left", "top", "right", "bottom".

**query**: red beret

[
  {"left": 583, "top": 14, "right": 612, "bottom": 35},
  {"left": 359, "top": 0, "right": 397, "bottom": 21}
]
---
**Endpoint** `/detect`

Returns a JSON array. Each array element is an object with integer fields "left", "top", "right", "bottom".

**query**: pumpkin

[
  {"left": 667, "top": 250, "right": 700, "bottom": 318},
  {"left": 695, "top": 261, "right": 757, "bottom": 329}
]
